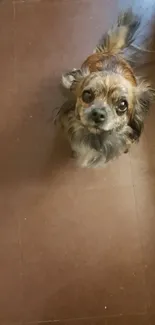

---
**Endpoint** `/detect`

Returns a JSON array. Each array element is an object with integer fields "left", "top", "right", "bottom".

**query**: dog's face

[
  {"left": 74, "top": 71, "right": 135, "bottom": 132},
  {"left": 62, "top": 66, "right": 154, "bottom": 136}
]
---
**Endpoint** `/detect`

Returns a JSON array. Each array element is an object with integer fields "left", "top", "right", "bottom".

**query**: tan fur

[{"left": 59, "top": 10, "right": 154, "bottom": 168}]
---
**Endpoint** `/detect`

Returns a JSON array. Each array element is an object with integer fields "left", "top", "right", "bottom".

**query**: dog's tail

[{"left": 95, "top": 9, "right": 140, "bottom": 55}]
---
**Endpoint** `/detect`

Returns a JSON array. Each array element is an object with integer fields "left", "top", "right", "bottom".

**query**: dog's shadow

[{"left": 0, "top": 78, "right": 75, "bottom": 187}]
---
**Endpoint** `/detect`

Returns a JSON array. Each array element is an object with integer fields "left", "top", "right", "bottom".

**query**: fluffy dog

[{"left": 58, "top": 10, "right": 154, "bottom": 168}]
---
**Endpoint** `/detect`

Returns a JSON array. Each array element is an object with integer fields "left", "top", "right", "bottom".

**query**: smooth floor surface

[{"left": 1, "top": 0, "right": 155, "bottom": 324}]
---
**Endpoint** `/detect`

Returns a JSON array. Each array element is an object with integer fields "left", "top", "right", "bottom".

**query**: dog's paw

[{"left": 71, "top": 150, "right": 78, "bottom": 159}]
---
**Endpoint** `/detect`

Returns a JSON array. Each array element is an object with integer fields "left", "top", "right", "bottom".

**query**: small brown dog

[{"left": 58, "top": 10, "right": 154, "bottom": 168}]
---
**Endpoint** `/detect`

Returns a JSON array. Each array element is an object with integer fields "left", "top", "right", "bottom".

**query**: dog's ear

[
  {"left": 62, "top": 68, "right": 90, "bottom": 93},
  {"left": 129, "top": 82, "right": 155, "bottom": 140}
]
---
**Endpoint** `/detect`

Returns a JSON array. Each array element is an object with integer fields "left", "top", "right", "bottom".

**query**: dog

[{"left": 58, "top": 9, "right": 154, "bottom": 168}]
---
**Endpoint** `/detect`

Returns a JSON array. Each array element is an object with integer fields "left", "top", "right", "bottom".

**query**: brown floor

[{"left": 1, "top": 0, "right": 155, "bottom": 324}]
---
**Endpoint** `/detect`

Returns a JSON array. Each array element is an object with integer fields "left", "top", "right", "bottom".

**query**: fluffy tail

[{"left": 95, "top": 9, "right": 140, "bottom": 55}]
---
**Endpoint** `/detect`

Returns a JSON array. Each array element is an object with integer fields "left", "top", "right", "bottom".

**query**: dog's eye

[
  {"left": 117, "top": 99, "right": 128, "bottom": 113},
  {"left": 82, "top": 90, "right": 95, "bottom": 104}
]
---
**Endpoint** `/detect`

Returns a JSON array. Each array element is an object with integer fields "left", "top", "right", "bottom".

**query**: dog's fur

[{"left": 59, "top": 10, "right": 154, "bottom": 168}]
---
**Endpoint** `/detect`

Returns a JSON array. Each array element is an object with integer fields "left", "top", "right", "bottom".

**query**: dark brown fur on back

[{"left": 82, "top": 53, "right": 137, "bottom": 86}]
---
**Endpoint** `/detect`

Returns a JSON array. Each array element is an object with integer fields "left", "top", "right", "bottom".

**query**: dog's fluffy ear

[
  {"left": 130, "top": 82, "right": 155, "bottom": 140},
  {"left": 62, "top": 67, "right": 90, "bottom": 92}
]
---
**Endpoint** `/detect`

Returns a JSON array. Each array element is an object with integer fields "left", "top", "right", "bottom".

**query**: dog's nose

[{"left": 91, "top": 108, "right": 106, "bottom": 124}]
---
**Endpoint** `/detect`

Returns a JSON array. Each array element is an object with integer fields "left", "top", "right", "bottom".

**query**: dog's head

[{"left": 62, "top": 56, "right": 154, "bottom": 136}]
